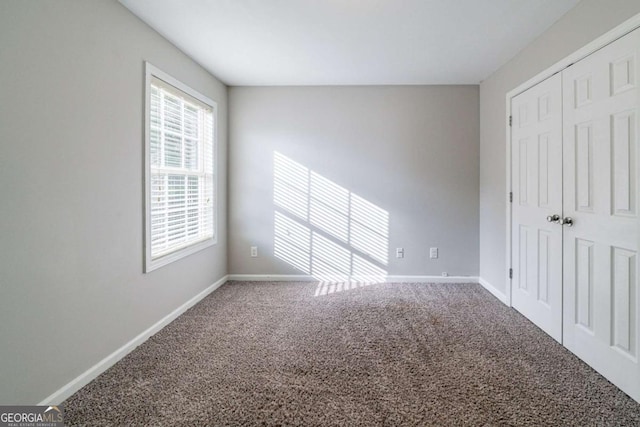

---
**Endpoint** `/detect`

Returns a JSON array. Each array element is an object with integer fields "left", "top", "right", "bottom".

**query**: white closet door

[
  {"left": 562, "top": 27, "right": 640, "bottom": 402},
  {"left": 511, "top": 73, "right": 564, "bottom": 342}
]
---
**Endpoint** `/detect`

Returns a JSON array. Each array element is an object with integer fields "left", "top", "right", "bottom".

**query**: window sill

[{"left": 145, "top": 237, "right": 217, "bottom": 273}]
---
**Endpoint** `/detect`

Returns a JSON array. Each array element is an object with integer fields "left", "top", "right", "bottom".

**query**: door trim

[{"left": 505, "top": 12, "right": 640, "bottom": 307}]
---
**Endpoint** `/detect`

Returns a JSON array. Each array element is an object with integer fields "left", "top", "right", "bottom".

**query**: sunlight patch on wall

[
  {"left": 309, "top": 172, "right": 350, "bottom": 242},
  {"left": 274, "top": 211, "right": 311, "bottom": 274},
  {"left": 273, "top": 152, "right": 389, "bottom": 292}
]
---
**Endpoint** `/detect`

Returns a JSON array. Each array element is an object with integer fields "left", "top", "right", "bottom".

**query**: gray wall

[
  {"left": 0, "top": 0, "right": 228, "bottom": 404},
  {"left": 229, "top": 86, "right": 479, "bottom": 278},
  {"left": 479, "top": 0, "right": 640, "bottom": 293}
]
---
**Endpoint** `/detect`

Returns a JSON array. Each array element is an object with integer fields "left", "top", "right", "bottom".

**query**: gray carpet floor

[{"left": 64, "top": 281, "right": 640, "bottom": 426}]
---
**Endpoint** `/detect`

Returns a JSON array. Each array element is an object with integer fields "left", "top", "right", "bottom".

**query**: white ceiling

[{"left": 120, "top": 0, "right": 580, "bottom": 86}]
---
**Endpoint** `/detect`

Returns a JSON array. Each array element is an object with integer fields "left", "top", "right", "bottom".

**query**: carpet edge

[{"left": 228, "top": 274, "right": 480, "bottom": 284}]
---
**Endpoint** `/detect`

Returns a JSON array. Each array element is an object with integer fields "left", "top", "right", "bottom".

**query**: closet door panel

[
  {"left": 562, "top": 27, "right": 640, "bottom": 403},
  {"left": 511, "top": 73, "right": 563, "bottom": 342}
]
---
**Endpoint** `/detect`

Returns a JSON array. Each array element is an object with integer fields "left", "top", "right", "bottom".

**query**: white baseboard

[
  {"left": 38, "top": 274, "right": 229, "bottom": 405},
  {"left": 478, "top": 277, "right": 509, "bottom": 305},
  {"left": 228, "top": 274, "right": 479, "bottom": 284},
  {"left": 228, "top": 274, "right": 318, "bottom": 282},
  {"left": 386, "top": 275, "right": 478, "bottom": 283}
]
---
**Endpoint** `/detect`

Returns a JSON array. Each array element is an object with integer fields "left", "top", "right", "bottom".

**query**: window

[{"left": 144, "top": 63, "right": 216, "bottom": 272}]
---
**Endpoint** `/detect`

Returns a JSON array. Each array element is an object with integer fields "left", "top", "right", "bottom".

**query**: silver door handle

[
  {"left": 546, "top": 214, "right": 560, "bottom": 223},
  {"left": 560, "top": 217, "right": 573, "bottom": 227}
]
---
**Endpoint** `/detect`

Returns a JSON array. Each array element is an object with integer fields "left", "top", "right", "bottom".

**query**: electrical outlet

[
  {"left": 441, "top": 272, "right": 448, "bottom": 277},
  {"left": 250, "top": 246, "right": 258, "bottom": 258},
  {"left": 430, "top": 247, "right": 438, "bottom": 259},
  {"left": 396, "top": 248, "right": 404, "bottom": 259}
]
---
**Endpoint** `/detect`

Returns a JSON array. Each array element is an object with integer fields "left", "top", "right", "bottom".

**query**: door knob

[
  {"left": 546, "top": 214, "right": 560, "bottom": 223},
  {"left": 560, "top": 217, "right": 574, "bottom": 227}
]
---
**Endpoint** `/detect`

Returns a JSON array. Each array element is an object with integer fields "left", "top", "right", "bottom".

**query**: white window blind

[{"left": 146, "top": 69, "right": 216, "bottom": 270}]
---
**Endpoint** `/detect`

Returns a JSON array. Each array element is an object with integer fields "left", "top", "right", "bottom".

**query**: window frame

[{"left": 144, "top": 62, "right": 218, "bottom": 273}]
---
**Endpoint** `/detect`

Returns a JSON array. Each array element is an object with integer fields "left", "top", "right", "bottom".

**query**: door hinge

[
  {"left": 509, "top": 115, "right": 513, "bottom": 127},
  {"left": 509, "top": 192, "right": 513, "bottom": 203},
  {"left": 509, "top": 268, "right": 513, "bottom": 279}
]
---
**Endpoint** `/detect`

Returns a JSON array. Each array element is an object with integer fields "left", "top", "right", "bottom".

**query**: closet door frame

[{"left": 504, "top": 13, "right": 640, "bottom": 307}]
